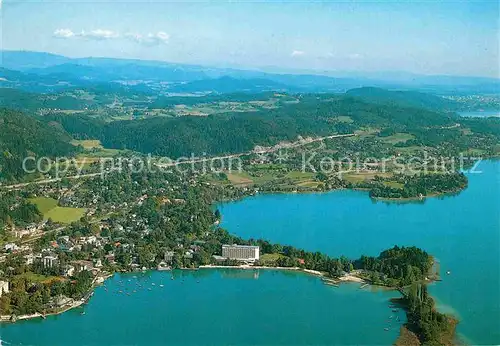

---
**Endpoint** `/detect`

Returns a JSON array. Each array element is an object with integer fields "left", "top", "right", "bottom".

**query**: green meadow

[{"left": 29, "top": 197, "right": 86, "bottom": 224}]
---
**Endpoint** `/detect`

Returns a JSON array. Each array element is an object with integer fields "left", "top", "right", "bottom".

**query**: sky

[{"left": 1, "top": 0, "right": 499, "bottom": 77}]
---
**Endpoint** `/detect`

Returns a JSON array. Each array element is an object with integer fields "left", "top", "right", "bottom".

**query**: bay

[
  {"left": 0, "top": 270, "right": 405, "bottom": 345},
  {"left": 218, "top": 160, "right": 500, "bottom": 344},
  {"left": 1, "top": 160, "right": 498, "bottom": 345}
]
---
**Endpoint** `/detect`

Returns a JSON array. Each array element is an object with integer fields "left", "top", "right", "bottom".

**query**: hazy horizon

[
  {"left": 2, "top": 1, "right": 499, "bottom": 78},
  {"left": 3, "top": 49, "right": 500, "bottom": 81}
]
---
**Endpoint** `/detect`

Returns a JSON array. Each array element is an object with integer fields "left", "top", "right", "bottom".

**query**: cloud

[
  {"left": 82, "top": 29, "right": 119, "bottom": 40},
  {"left": 52, "top": 29, "right": 168, "bottom": 45},
  {"left": 53, "top": 29, "right": 76, "bottom": 39},
  {"left": 53, "top": 28, "right": 118, "bottom": 40},
  {"left": 125, "top": 31, "right": 170, "bottom": 46},
  {"left": 291, "top": 50, "right": 305, "bottom": 57}
]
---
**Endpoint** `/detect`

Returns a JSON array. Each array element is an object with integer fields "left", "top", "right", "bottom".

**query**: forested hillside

[
  {"left": 346, "top": 87, "right": 460, "bottom": 111},
  {"left": 44, "top": 94, "right": 500, "bottom": 158},
  {"left": 0, "top": 109, "right": 80, "bottom": 181}
]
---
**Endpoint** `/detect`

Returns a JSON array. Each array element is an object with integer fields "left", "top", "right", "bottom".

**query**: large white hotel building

[{"left": 222, "top": 244, "right": 260, "bottom": 262}]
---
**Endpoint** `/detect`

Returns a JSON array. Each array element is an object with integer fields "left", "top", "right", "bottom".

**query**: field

[
  {"left": 380, "top": 133, "right": 415, "bottom": 144},
  {"left": 333, "top": 115, "right": 354, "bottom": 123},
  {"left": 285, "top": 171, "right": 315, "bottom": 180},
  {"left": 223, "top": 169, "right": 319, "bottom": 190},
  {"left": 16, "top": 272, "right": 63, "bottom": 284},
  {"left": 29, "top": 197, "right": 86, "bottom": 223},
  {"left": 226, "top": 172, "right": 254, "bottom": 185},
  {"left": 259, "top": 253, "right": 285, "bottom": 265},
  {"left": 383, "top": 181, "right": 404, "bottom": 189},
  {"left": 45, "top": 207, "right": 86, "bottom": 223},
  {"left": 71, "top": 139, "right": 103, "bottom": 149},
  {"left": 28, "top": 197, "right": 58, "bottom": 214},
  {"left": 343, "top": 171, "right": 392, "bottom": 183}
]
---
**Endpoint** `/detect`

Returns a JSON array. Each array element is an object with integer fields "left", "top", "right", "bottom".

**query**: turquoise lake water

[
  {"left": 459, "top": 110, "right": 500, "bottom": 118},
  {"left": 218, "top": 160, "right": 500, "bottom": 345},
  {"left": 0, "top": 270, "right": 405, "bottom": 346},
  {"left": 0, "top": 160, "right": 498, "bottom": 345}
]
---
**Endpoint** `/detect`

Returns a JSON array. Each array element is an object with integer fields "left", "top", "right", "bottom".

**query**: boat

[
  {"left": 324, "top": 282, "right": 339, "bottom": 287},
  {"left": 160, "top": 284, "right": 164, "bottom": 288},
  {"left": 148, "top": 288, "right": 152, "bottom": 291},
  {"left": 359, "top": 283, "right": 369, "bottom": 289},
  {"left": 384, "top": 328, "right": 389, "bottom": 331},
  {"left": 446, "top": 270, "right": 451, "bottom": 275},
  {"left": 392, "top": 308, "right": 399, "bottom": 312},
  {"left": 389, "top": 315, "right": 393, "bottom": 319},
  {"left": 80, "top": 312, "right": 85, "bottom": 315}
]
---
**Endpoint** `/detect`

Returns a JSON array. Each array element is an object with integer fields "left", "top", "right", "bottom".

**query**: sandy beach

[{"left": 198, "top": 264, "right": 366, "bottom": 284}]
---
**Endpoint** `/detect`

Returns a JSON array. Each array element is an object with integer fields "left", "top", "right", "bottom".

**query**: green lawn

[
  {"left": 45, "top": 207, "right": 86, "bottom": 224},
  {"left": 17, "top": 272, "right": 62, "bottom": 284},
  {"left": 28, "top": 197, "right": 58, "bottom": 214},
  {"left": 226, "top": 172, "right": 254, "bottom": 185},
  {"left": 381, "top": 133, "right": 415, "bottom": 145},
  {"left": 259, "top": 253, "right": 285, "bottom": 265},
  {"left": 71, "top": 139, "right": 103, "bottom": 149},
  {"left": 383, "top": 181, "right": 405, "bottom": 189},
  {"left": 29, "top": 197, "right": 86, "bottom": 223},
  {"left": 333, "top": 115, "right": 354, "bottom": 123},
  {"left": 297, "top": 181, "right": 321, "bottom": 188},
  {"left": 285, "top": 171, "right": 316, "bottom": 180}
]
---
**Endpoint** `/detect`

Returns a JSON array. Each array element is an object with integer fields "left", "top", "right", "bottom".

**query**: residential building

[
  {"left": 0, "top": 281, "right": 9, "bottom": 297},
  {"left": 62, "top": 265, "right": 75, "bottom": 277},
  {"left": 73, "top": 260, "right": 94, "bottom": 273},
  {"left": 164, "top": 251, "right": 174, "bottom": 263},
  {"left": 4, "top": 243, "right": 19, "bottom": 252},
  {"left": 42, "top": 255, "right": 58, "bottom": 268}
]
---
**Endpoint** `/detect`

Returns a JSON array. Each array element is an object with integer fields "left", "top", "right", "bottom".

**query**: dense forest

[
  {"left": 356, "top": 246, "right": 433, "bottom": 286},
  {"left": 1, "top": 91, "right": 499, "bottom": 184},
  {"left": 397, "top": 283, "right": 457, "bottom": 346},
  {"left": 41, "top": 94, "right": 500, "bottom": 159},
  {"left": 346, "top": 87, "right": 460, "bottom": 111},
  {"left": 0, "top": 109, "right": 80, "bottom": 181},
  {"left": 0, "top": 191, "right": 42, "bottom": 231},
  {"left": 369, "top": 173, "right": 468, "bottom": 199}
]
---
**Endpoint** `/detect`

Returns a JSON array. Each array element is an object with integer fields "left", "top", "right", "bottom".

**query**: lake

[
  {"left": 218, "top": 160, "right": 500, "bottom": 345},
  {"left": 459, "top": 110, "right": 500, "bottom": 118},
  {"left": 0, "top": 270, "right": 405, "bottom": 346},
  {"left": 1, "top": 160, "right": 498, "bottom": 345}
]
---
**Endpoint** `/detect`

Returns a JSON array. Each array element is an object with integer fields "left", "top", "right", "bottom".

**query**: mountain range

[{"left": 1, "top": 50, "right": 499, "bottom": 95}]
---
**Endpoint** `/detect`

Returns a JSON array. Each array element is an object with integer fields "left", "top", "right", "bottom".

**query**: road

[
  {"left": 156, "top": 133, "right": 356, "bottom": 168},
  {"left": 2, "top": 133, "right": 355, "bottom": 189}
]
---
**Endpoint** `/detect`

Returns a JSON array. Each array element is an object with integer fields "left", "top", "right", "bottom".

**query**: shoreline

[
  {"left": 219, "top": 182, "right": 469, "bottom": 206},
  {"left": 198, "top": 264, "right": 367, "bottom": 284},
  {"left": 1, "top": 266, "right": 368, "bottom": 323},
  {"left": 0, "top": 266, "right": 455, "bottom": 345},
  {"left": 370, "top": 185, "right": 467, "bottom": 202},
  {"left": 0, "top": 273, "right": 110, "bottom": 324}
]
